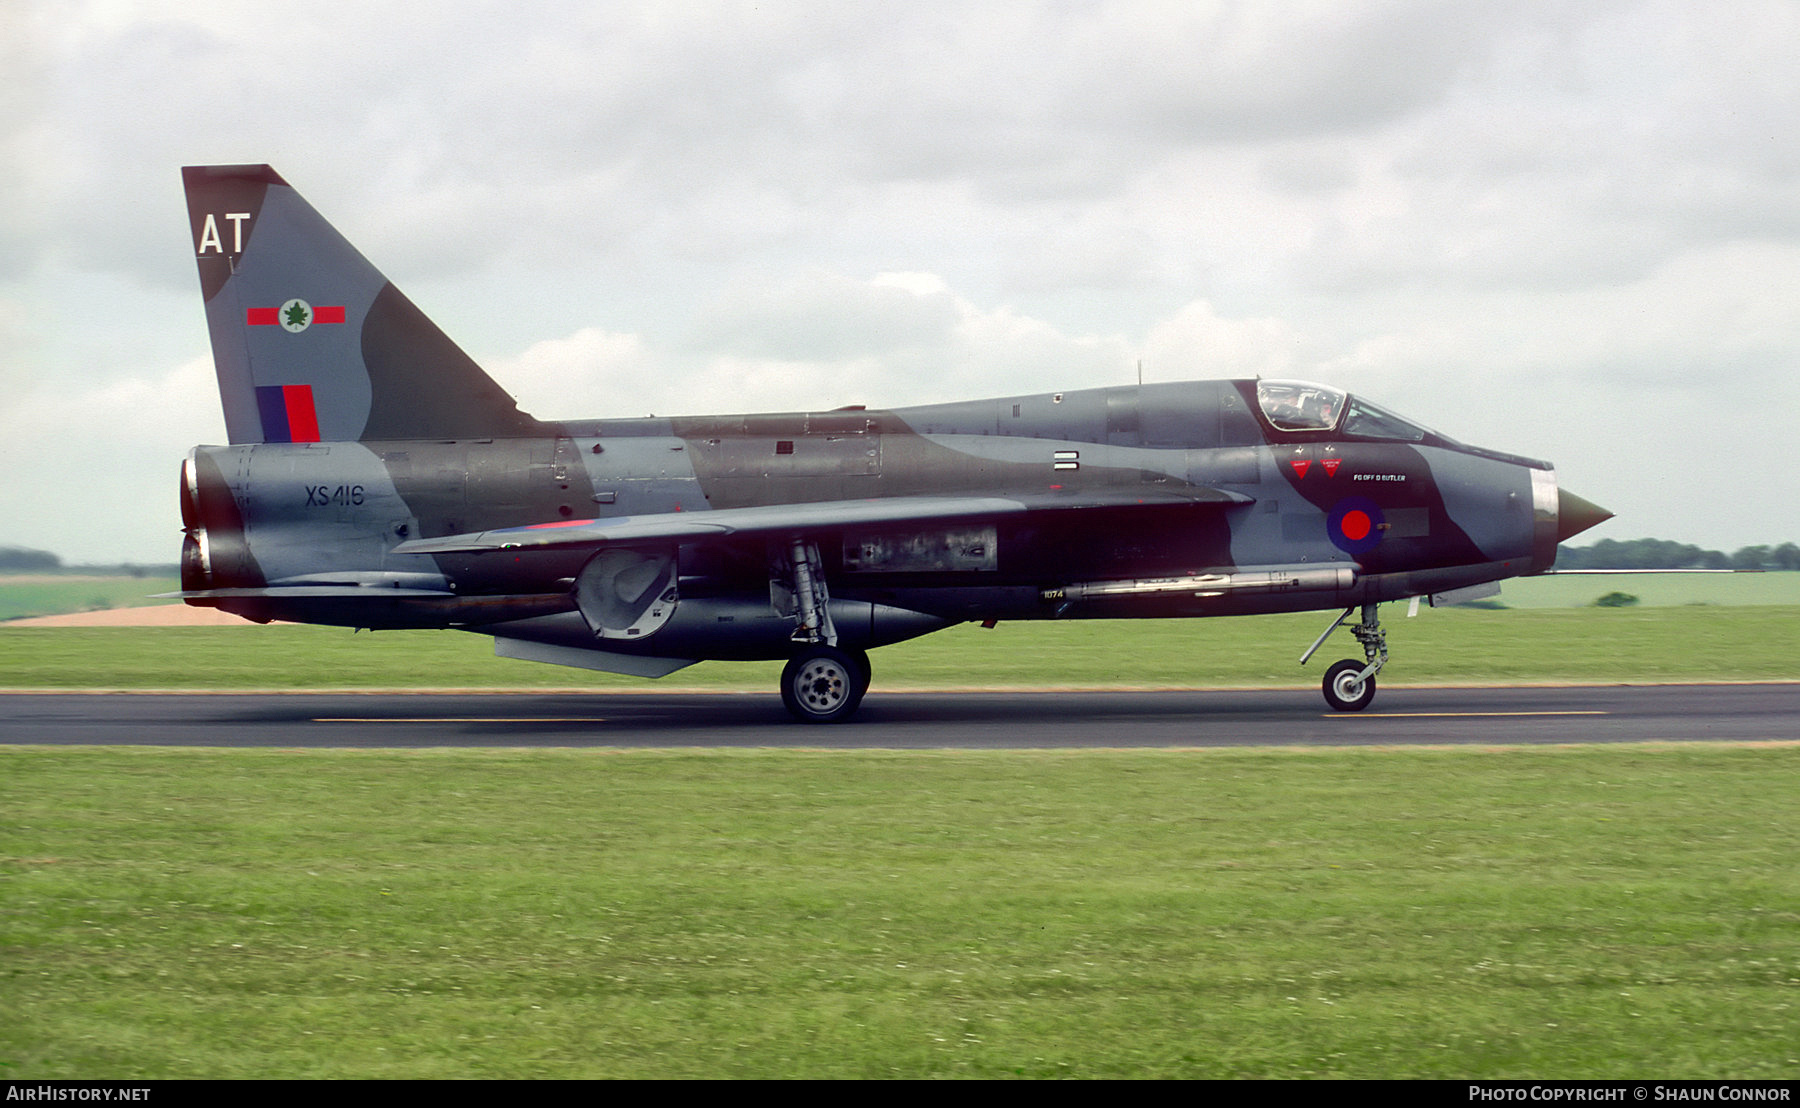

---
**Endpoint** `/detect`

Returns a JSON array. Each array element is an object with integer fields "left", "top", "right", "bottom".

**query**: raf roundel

[{"left": 1327, "top": 496, "right": 1386, "bottom": 556}]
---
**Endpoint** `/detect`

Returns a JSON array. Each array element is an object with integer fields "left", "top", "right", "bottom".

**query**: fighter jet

[{"left": 175, "top": 164, "right": 1612, "bottom": 721}]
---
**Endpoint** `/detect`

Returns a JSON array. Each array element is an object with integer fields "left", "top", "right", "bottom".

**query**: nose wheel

[
  {"left": 1304, "top": 603, "right": 1388, "bottom": 712},
  {"left": 1322, "top": 658, "right": 1376, "bottom": 712}
]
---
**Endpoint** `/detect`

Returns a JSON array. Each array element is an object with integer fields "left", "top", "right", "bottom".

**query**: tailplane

[{"left": 183, "top": 165, "right": 549, "bottom": 443}]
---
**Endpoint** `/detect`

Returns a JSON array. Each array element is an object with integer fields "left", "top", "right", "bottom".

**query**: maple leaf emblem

[{"left": 279, "top": 298, "right": 313, "bottom": 333}]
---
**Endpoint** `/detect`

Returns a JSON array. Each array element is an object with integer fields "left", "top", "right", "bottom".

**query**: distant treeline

[
  {"left": 1558, "top": 539, "right": 1800, "bottom": 571},
  {"left": 0, "top": 546, "right": 177, "bottom": 576},
  {"left": 0, "top": 546, "right": 62, "bottom": 571}
]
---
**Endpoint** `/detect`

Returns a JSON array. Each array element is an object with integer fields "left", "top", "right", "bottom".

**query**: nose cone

[{"left": 1556, "top": 488, "right": 1613, "bottom": 543}]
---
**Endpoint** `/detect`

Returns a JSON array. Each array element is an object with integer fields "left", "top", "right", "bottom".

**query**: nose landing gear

[{"left": 1304, "top": 603, "right": 1388, "bottom": 712}]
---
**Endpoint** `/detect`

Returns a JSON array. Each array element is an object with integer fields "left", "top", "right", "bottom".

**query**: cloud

[
  {"left": 11, "top": 0, "right": 1800, "bottom": 557},
  {"left": 691, "top": 269, "right": 962, "bottom": 363},
  {"left": 0, "top": 354, "right": 220, "bottom": 563},
  {"left": 491, "top": 326, "right": 661, "bottom": 419},
  {"left": 493, "top": 270, "right": 1137, "bottom": 418},
  {"left": 1141, "top": 300, "right": 1311, "bottom": 381}
]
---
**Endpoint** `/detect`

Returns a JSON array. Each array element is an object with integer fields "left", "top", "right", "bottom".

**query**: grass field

[
  {"left": 3, "top": 579, "right": 1796, "bottom": 1079},
  {"left": 1501, "top": 571, "right": 1800, "bottom": 609},
  {"left": 0, "top": 576, "right": 181, "bottom": 623},
  {"left": 3, "top": 744, "right": 1797, "bottom": 1079}
]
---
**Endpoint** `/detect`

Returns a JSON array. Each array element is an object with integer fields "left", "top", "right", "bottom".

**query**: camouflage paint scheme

[{"left": 176, "top": 165, "right": 1611, "bottom": 720}]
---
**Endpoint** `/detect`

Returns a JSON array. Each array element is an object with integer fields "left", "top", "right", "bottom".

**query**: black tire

[
  {"left": 1322, "top": 659, "right": 1376, "bottom": 712},
  {"left": 780, "top": 645, "right": 866, "bottom": 724},
  {"left": 844, "top": 647, "right": 873, "bottom": 698}
]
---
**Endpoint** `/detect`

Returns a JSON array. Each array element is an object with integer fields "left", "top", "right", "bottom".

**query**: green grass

[
  {"left": 1501, "top": 572, "right": 1800, "bottom": 609},
  {"left": 0, "top": 577, "right": 181, "bottom": 623},
  {"left": 3, "top": 745, "right": 1796, "bottom": 1078},
  {"left": 2, "top": 605, "right": 1797, "bottom": 690},
  {"left": 4, "top": 584, "right": 1796, "bottom": 1078}
]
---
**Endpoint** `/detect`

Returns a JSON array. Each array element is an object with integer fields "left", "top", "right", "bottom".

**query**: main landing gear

[
  {"left": 780, "top": 644, "right": 873, "bottom": 724},
  {"left": 776, "top": 538, "right": 873, "bottom": 724},
  {"left": 1303, "top": 603, "right": 1389, "bottom": 712}
]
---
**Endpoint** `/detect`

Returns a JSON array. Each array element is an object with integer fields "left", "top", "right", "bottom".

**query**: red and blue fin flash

[{"left": 255, "top": 385, "right": 321, "bottom": 443}]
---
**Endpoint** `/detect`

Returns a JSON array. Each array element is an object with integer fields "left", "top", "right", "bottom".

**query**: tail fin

[{"left": 183, "top": 165, "right": 549, "bottom": 444}]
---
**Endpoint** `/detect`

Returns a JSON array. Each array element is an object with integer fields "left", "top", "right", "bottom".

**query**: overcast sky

[{"left": 5, "top": 0, "right": 1797, "bottom": 563}]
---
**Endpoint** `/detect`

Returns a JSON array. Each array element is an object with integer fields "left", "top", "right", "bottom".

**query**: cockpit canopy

[
  {"left": 1255, "top": 379, "right": 1433, "bottom": 443},
  {"left": 1256, "top": 380, "right": 1344, "bottom": 432}
]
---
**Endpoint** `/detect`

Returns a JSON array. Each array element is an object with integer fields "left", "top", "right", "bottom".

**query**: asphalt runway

[{"left": 1, "top": 683, "right": 1795, "bottom": 748}]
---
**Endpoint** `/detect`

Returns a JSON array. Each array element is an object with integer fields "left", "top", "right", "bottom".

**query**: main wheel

[
  {"left": 781, "top": 645, "right": 866, "bottom": 724},
  {"left": 1322, "top": 659, "right": 1377, "bottom": 712},
  {"left": 844, "top": 647, "right": 873, "bottom": 698}
]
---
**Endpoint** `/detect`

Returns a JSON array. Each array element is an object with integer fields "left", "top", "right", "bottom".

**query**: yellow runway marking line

[
  {"left": 314, "top": 717, "right": 609, "bottom": 724},
  {"left": 1329, "top": 710, "right": 1609, "bottom": 719}
]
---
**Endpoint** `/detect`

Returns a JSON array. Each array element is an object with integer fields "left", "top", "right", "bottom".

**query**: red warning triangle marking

[
  {"left": 1322, "top": 459, "right": 1341, "bottom": 477},
  {"left": 1290, "top": 460, "right": 1311, "bottom": 479}
]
